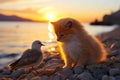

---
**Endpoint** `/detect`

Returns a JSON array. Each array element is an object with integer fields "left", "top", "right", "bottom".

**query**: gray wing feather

[{"left": 11, "top": 49, "right": 43, "bottom": 69}]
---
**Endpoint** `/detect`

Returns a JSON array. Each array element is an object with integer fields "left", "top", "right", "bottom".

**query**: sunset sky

[{"left": 0, "top": 0, "right": 120, "bottom": 22}]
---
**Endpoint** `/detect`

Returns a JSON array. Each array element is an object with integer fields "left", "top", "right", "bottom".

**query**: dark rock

[
  {"left": 10, "top": 69, "right": 25, "bottom": 78},
  {"left": 115, "top": 76, "right": 120, "bottom": 80},
  {"left": 93, "top": 68, "right": 108, "bottom": 80},
  {"left": 52, "top": 75, "right": 61, "bottom": 80},
  {"left": 40, "top": 76, "right": 49, "bottom": 80},
  {"left": 2, "top": 69, "right": 11, "bottom": 75},
  {"left": 77, "top": 71, "right": 95, "bottom": 80},
  {"left": 31, "top": 76, "right": 41, "bottom": 80},
  {"left": 108, "top": 50, "right": 120, "bottom": 57},
  {"left": 56, "top": 67, "right": 73, "bottom": 79},
  {"left": 102, "top": 75, "right": 116, "bottom": 80},
  {"left": 73, "top": 66, "right": 83, "bottom": 74},
  {"left": 109, "top": 68, "right": 120, "bottom": 76}
]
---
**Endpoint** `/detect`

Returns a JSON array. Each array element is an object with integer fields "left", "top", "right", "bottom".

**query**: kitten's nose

[{"left": 57, "top": 38, "right": 60, "bottom": 41}]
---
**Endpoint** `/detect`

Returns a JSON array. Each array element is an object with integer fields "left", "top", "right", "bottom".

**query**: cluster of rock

[{"left": 0, "top": 28, "right": 120, "bottom": 80}]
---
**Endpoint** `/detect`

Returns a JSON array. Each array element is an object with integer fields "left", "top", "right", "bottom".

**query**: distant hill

[
  {"left": 0, "top": 14, "right": 38, "bottom": 22},
  {"left": 90, "top": 9, "right": 120, "bottom": 25}
]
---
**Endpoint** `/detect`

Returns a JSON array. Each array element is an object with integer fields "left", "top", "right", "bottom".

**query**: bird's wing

[{"left": 10, "top": 49, "right": 43, "bottom": 69}]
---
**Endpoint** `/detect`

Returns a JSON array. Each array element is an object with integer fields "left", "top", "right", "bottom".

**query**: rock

[
  {"left": 31, "top": 76, "right": 41, "bottom": 80},
  {"left": 10, "top": 69, "right": 25, "bottom": 78},
  {"left": 115, "top": 76, "right": 120, "bottom": 80},
  {"left": 56, "top": 67, "right": 73, "bottom": 79},
  {"left": 73, "top": 66, "right": 83, "bottom": 74},
  {"left": 0, "top": 69, "right": 3, "bottom": 73},
  {"left": 2, "top": 69, "right": 11, "bottom": 75},
  {"left": 25, "top": 73, "right": 36, "bottom": 80},
  {"left": 36, "top": 68, "right": 56, "bottom": 76},
  {"left": 113, "top": 62, "right": 120, "bottom": 68},
  {"left": 108, "top": 50, "right": 120, "bottom": 57},
  {"left": 102, "top": 75, "right": 116, "bottom": 80},
  {"left": 77, "top": 71, "right": 95, "bottom": 80},
  {"left": 71, "top": 74, "right": 79, "bottom": 80},
  {"left": 109, "top": 68, "right": 120, "bottom": 76},
  {"left": 86, "top": 64, "right": 107, "bottom": 72},
  {"left": 93, "top": 68, "right": 108, "bottom": 80},
  {"left": 0, "top": 78, "right": 12, "bottom": 80},
  {"left": 51, "top": 75, "right": 61, "bottom": 80},
  {"left": 40, "top": 76, "right": 49, "bottom": 80}
]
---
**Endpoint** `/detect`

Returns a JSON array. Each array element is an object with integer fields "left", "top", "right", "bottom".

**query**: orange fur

[{"left": 52, "top": 18, "right": 108, "bottom": 68}]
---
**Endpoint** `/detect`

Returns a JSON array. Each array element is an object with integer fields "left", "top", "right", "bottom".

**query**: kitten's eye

[{"left": 60, "top": 34, "right": 64, "bottom": 37}]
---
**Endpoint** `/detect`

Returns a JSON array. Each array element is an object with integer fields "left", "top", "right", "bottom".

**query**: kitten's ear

[
  {"left": 64, "top": 20, "right": 72, "bottom": 29},
  {"left": 51, "top": 22, "right": 56, "bottom": 26}
]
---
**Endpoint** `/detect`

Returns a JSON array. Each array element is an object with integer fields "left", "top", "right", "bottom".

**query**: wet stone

[
  {"left": 40, "top": 75, "right": 49, "bottom": 80},
  {"left": 115, "top": 76, "right": 120, "bottom": 80},
  {"left": 10, "top": 69, "right": 25, "bottom": 78},
  {"left": 31, "top": 76, "right": 41, "bottom": 80},
  {"left": 93, "top": 68, "right": 108, "bottom": 80},
  {"left": 102, "top": 75, "right": 116, "bottom": 80},
  {"left": 109, "top": 68, "right": 120, "bottom": 76},
  {"left": 52, "top": 75, "right": 61, "bottom": 80},
  {"left": 73, "top": 66, "right": 84, "bottom": 74},
  {"left": 2, "top": 69, "right": 11, "bottom": 75},
  {"left": 77, "top": 71, "right": 95, "bottom": 80}
]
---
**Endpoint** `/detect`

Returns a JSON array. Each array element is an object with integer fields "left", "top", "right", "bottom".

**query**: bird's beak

[{"left": 41, "top": 43, "right": 45, "bottom": 46}]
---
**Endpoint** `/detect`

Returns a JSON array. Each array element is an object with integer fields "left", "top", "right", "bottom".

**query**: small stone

[
  {"left": 108, "top": 50, "right": 120, "bottom": 57},
  {"left": 109, "top": 68, "right": 120, "bottom": 76},
  {"left": 73, "top": 66, "right": 83, "bottom": 74},
  {"left": 2, "top": 69, "right": 11, "bottom": 75},
  {"left": 77, "top": 71, "right": 95, "bottom": 80},
  {"left": 115, "top": 76, "right": 120, "bottom": 80},
  {"left": 56, "top": 67, "right": 73, "bottom": 79},
  {"left": 40, "top": 76, "right": 49, "bottom": 80},
  {"left": 71, "top": 74, "right": 78, "bottom": 80},
  {"left": 31, "top": 76, "right": 41, "bottom": 80},
  {"left": 102, "top": 75, "right": 116, "bottom": 80},
  {"left": 52, "top": 75, "right": 61, "bottom": 80},
  {"left": 93, "top": 68, "right": 108, "bottom": 80},
  {"left": 25, "top": 73, "right": 35, "bottom": 80},
  {"left": 86, "top": 64, "right": 104, "bottom": 72},
  {"left": 10, "top": 69, "right": 25, "bottom": 78}
]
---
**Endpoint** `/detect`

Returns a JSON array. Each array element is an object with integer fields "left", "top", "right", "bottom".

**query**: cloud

[
  {"left": 0, "top": 0, "right": 54, "bottom": 4},
  {"left": 0, "top": 0, "right": 19, "bottom": 3}
]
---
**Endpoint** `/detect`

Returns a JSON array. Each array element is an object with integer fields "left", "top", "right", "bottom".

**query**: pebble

[
  {"left": 10, "top": 69, "right": 25, "bottom": 78},
  {"left": 31, "top": 76, "right": 41, "bottom": 80},
  {"left": 93, "top": 68, "right": 108, "bottom": 80},
  {"left": 73, "top": 66, "right": 83, "bottom": 74},
  {"left": 2, "top": 69, "right": 11, "bottom": 75},
  {"left": 115, "top": 76, "right": 120, "bottom": 80},
  {"left": 77, "top": 71, "right": 95, "bottom": 80},
  {"left": 108, "top": 50, "right": 120, "bottom": 57},
  {"left": 109, "top": 68, "right": 120, "bottom": 76},
  {"left": 52, "top": 75, "right": 61, "bottom": 80},
  {"left": 102, "top": 75, "right": 116, "bottom": 80},
  {"left": 40, "top": 75, "right": 49, "bottom": 80}
]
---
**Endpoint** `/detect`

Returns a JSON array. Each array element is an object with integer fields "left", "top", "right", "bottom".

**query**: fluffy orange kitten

[{"left": 51, "top": 18, "right": 108, "bottom": 68}]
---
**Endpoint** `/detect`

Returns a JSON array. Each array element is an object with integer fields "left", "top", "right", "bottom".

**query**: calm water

[{"left": 0, "top": 21, "right": 117, "bottom": 68}]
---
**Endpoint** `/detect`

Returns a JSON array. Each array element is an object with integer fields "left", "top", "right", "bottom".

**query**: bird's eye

[{"left": 38, "top": 42, "right": 41, "bottom": 44}]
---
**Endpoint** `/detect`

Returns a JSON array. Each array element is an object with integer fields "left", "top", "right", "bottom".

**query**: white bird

[{"left": 9, "top": 40, "right": 44, "bottom": 70}]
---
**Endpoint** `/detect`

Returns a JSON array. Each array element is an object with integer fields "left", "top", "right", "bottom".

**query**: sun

[{"left": 46, "top": 13, "right": 55, "bottom": 22}]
